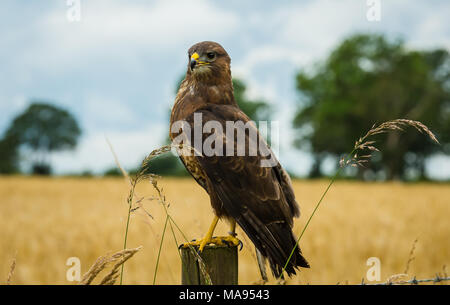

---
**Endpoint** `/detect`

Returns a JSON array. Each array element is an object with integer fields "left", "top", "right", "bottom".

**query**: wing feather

[{"left": 182, "top": 104, "right": 309, "bottom": 276}]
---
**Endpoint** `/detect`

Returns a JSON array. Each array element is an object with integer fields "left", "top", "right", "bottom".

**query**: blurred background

[
  {"left": 0, "top": 1, "right": 449, "bottom": 285},
  {"left": 1, "top": 0, "right": 449, "bottom": 180}
]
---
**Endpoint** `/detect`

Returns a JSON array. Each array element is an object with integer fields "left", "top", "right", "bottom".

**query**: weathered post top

[{"left": 181, "top": 244, "right": 238, "bottom": 285}]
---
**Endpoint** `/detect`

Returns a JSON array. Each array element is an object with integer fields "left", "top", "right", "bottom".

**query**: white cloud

[
  {"left": 2, "top": 0, "right": 449, "bottom": 178},
  {"left": 83, "top": 94, "right": 137, "bottom": 127},
  {"left": 233, "top": 45, "right": 312, "bottom": 78},
  {"left": 276, "top": 0, "right": 365, "bottom": 50},
  {"left": 408, "top": 11, "right": 450, "bottom": 50},
  {"left": 51, "top": 123, "right": 167, "bottom": 174},
  {"left": 18, "top": 0, "right": 239, "bottom": 72},
  {"left": 0, "top": 95, "right": 35, "bottom": 134},
  {"left": 234, "top": 0, "right": 450, "bottom": 84}
]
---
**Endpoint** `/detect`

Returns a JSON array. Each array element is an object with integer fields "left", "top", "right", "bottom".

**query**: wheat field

[{"left": 0, "top": 176, "right": 449, "bottom": 285}]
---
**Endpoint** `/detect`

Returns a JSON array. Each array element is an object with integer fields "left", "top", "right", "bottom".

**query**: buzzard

[{"left": 170, "top": 41, "right": 309, "bottom": 277}]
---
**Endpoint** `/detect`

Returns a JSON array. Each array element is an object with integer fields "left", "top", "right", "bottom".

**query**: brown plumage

[{"left": 170, "top": 41, "right": 309, "bottom": 277}]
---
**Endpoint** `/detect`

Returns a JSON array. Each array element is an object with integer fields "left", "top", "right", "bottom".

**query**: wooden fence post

[{"left": 181, "top": 244, "right": 238, "bottom": 285}]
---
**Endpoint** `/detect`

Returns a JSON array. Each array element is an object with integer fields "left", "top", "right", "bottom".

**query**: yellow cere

[{"left": 191, "top": 52, "right": 200, "bottom": 61}]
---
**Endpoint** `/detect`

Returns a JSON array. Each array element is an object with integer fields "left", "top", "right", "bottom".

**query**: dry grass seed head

[
  {"left": 345, "top": 119, "right": 439, "bottom": 168},
  {"left": 6, "top": 257, "right": 16, "bottom": 285},
  {"left": 79, "top": 246, "right": 142, "bottom": 285},
  {"left": 404, "top": 238, "right": 418, "bottom": 274}
]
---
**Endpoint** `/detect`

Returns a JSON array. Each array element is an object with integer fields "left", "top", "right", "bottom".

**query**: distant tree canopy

[
  {"left": 232, "top": 78, "right": 271, "bottom": 122},
  {"left": 2, "top": 102, "right": 81, "bottom": 175},
  {"left": 293, "top": 33, "right": 450, "bottom": 180},
  {"left": 102, "top": 167, "right": 122, "bottom": 177},
  {"left": 0, "top": 135, "right": 20, "bottom": 174},
  {"left": 137, "top": 153, "right": 188, "bottom": 177},
  {"left": 142, "top": 77, "right": 271, "bottom": 176}
]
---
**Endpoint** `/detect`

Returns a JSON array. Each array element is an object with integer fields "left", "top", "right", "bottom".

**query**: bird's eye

[{"left": 206, "top": 52, "right": 215, "bottom": 60}]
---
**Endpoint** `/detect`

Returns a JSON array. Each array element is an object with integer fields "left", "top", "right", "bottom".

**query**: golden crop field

[{"left": 1, "top": 176, "right": 449, "bottom": 285}]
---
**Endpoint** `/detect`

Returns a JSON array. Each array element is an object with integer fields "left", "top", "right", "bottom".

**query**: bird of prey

[{"left": 169, "top": 41, "right": 309, "bottom": 277}]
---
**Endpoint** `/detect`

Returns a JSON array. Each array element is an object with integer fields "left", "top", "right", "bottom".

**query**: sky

[{"left": 0, "top": 0, "right": 449, "bottom": 178}]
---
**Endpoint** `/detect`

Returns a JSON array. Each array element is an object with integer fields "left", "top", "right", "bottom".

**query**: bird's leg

[
  {"left": 221, "top": 219, "right": 243, "bottom": 250},
  {"left": 228, "top": 220, "right": 237, "bottom": 236},
  {"left": 180, "top": 217, "right": 242, "bottom": 251},
  {"left": 208, "top": 219, "right": 242, "bottom": 250},
  {"left": 181, "top": 216, "right": 219, "bottom": 252},
  {"left": 198, "top": 215, "right": 219, "bottom": 252}
]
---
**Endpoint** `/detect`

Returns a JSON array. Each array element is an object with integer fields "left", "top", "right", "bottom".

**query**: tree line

[{"left": 1, "top": 33, "right": 448, "bottom": 180}]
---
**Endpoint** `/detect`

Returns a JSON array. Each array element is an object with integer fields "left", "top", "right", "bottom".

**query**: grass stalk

[
  {"left": 279, "top": 150, "right": 354, "bottom": 279},
  {"left": 279, "top": 119, "right": 438, "bottom": 280},
  {"left": 153, "top": 214, "right": 170, "bottom": 285},
  {"left": 119, "top": 182, "right": 135, "bottom": 285}
]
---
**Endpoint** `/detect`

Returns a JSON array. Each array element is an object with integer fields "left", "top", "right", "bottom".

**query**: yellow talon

[
  {"left": 179, "top": 238, "right": 207, "bottom": 250},
  {"left": 212, "top": 235, "right": 241, "bottom": 247},
  {"left": 199, "top": 237, "right": 210, "bottom": 252},
  {"left": 181, "top": 235, "right": 241, "bottom": 251},
  {"left": 180, "top": 217, "right": 242, "bottom": 252}
]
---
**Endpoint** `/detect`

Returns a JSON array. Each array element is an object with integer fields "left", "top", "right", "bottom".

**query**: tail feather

[
  {"left": 237, "top": 209, "right": 309, "bottom": 278},
  {"left": 208, "top": 180, "right": 309, "bottom": 278},
  {"left": 266, "top": 222, "right": 309, "bottom": 277},
  {"left": 255, "top": 248, "right": 268, "bottom": 282}
]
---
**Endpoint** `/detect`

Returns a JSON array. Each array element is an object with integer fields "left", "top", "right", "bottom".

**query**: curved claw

[
  {"left": 179, "top": 238, "right": 203, "bottom": 250},
  {"left": 179, "top": 242, "right": 196, "bottom": 250},
  {"left": 221, "top": 235, "right": 242, "bottom": 250},
  {"left": 238, "top": 240, "right": 243, "bottom": 251}
]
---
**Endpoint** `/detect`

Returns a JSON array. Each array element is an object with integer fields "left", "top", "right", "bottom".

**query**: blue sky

[{"left": 0, "top": 1, "right": 449, "bottom": 178}]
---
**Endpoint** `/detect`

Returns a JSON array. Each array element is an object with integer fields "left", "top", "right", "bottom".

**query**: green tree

[
  {"left": 232, "top": 78, "right": 271, "bottom": 122},
  {"left": 0, "top": 135, "right": 20, "bottom": 174},
  {"left": 293, "top": 34, "right": 450, "bottom": 180},
  {"left": 4, "top": 102, "right": 81, "bottom": 175},
  {"left": 103, "top": 167, "right": 122, "bottom": 177},
  {"left": 138, "top": 153, "right": 188, "bottom": 176}
]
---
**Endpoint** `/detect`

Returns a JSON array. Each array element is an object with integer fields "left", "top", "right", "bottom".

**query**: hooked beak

[
  {"left": 190, "top": 58, "right": 197, "bottom": 70},
  {"left": 190, "top": 52, "right": 208, "bottom": 71},
  {"left": 190, "top": 52, "right": 199, "bottom": 70}
]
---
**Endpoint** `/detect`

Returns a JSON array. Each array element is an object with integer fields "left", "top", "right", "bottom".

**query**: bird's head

[{"left": 186, "top": 41, "right": 231, "bottom": 84}]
